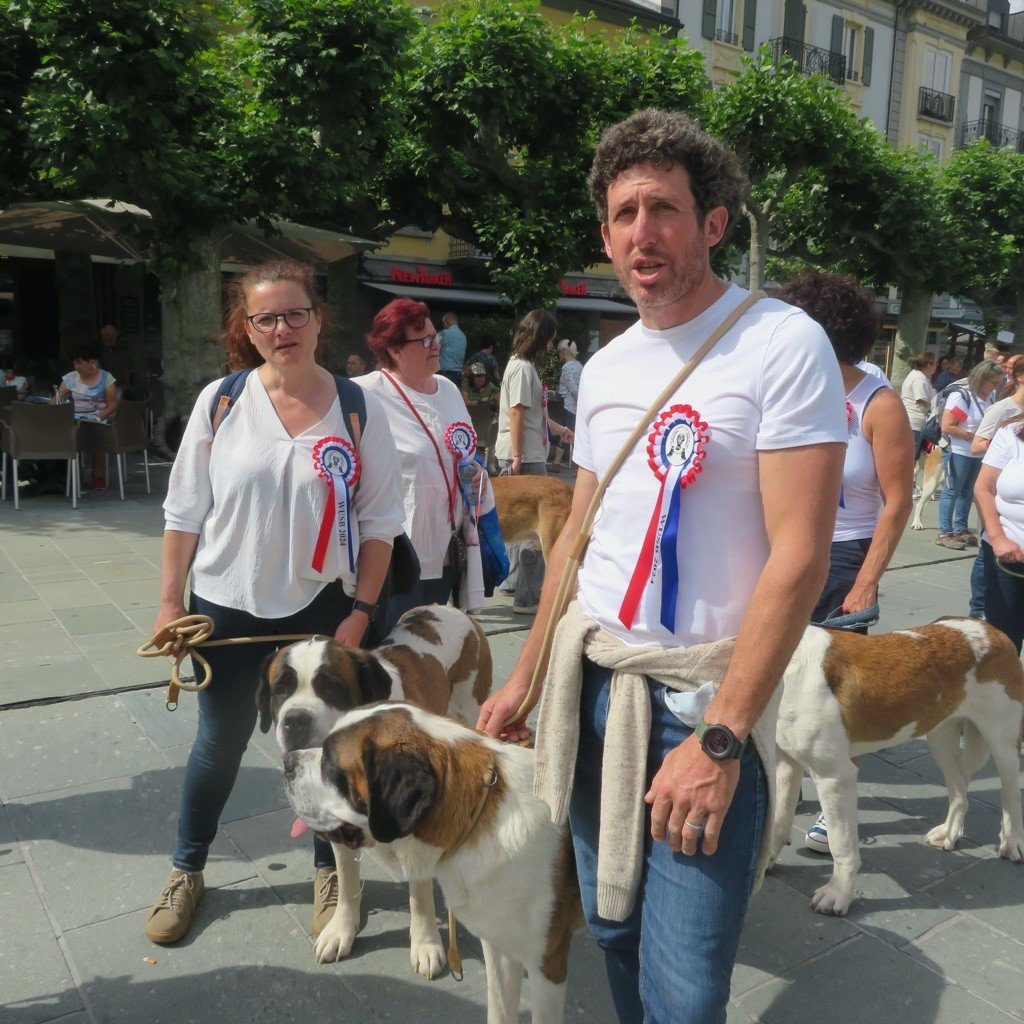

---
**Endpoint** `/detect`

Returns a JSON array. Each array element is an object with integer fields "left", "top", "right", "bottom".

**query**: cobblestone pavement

[{"left": 3, "top": 456, "right": 1022, "bottom": 1024}]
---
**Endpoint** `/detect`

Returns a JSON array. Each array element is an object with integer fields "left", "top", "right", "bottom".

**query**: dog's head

[
  {"left": 283, "top": 703, "right": 500, "bottom": 866},
  {"left": 256, "top": 637, "right": 392, "bottom": 755}
]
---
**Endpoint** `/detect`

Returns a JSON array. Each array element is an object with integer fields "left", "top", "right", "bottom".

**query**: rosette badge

[
  {"left": 618, "top": 404, "right": 710, "bottom": 632},
  {"left": 311, "top": 436, "right": 361, "bottom": 574}
]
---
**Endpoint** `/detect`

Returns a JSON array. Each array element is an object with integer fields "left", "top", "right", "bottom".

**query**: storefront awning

[
  {"left": 364, "top": 281, "right": 637, "bottom": 316},
  {"left": 950, "top": 322, "right": 1014, "bottom": 346}
]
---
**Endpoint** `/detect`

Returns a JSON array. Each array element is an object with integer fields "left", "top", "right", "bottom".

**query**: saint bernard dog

[
  {"left": 256, "top": 605, "right": 492, "bottom": 972},
  {"left": 771, "top": 616, "right": 1024, "bottom": 917},
  {"left": 284, "top": 702, "right": 584, "bottom": 1024}
]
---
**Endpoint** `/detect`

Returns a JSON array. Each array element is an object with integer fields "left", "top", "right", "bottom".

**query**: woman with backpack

[
  {"left": 147, "top": 259, "right": 404, "bottom": 947},
  {"left": 936, "top": 360, "right": 1005, "bottom": 550}
]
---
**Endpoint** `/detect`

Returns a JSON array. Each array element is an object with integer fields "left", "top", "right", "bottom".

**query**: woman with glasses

[
  {"left": 358, "top": 298, "right": 486, "bottom": 627},
  {"left": 147, "top": 259, "right": 404, "bottom": 948}
]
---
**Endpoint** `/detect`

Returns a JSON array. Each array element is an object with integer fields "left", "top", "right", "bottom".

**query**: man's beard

[{"left": 614, "top": 236, "right": 709, "bottom": 311}]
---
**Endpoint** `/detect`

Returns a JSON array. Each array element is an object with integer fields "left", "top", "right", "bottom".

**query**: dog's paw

[
  {"left": 314, "top": 916, "right": 359, "bottom": 964},
  {"left": 925, "top": 823, "right": 962, "bottom": 851},
  {"left": 410, "top": 931, "right": 447, "bottom": 979},
  {"left": 910, "top": 521, "right": 924, "bottom": 531},
  {"left": 810, "top": 881, "right": 853, "bottom": 917},
  {"left": 998, "top": 832, "right": 1024, "bottom": 862}
]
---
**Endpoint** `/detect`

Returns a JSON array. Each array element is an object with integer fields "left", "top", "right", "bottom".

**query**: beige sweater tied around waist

[{"left": 533, "top": 600, "right": 780, "bottom": 923}]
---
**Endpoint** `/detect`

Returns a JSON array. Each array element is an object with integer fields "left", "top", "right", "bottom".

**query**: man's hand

[
  {"left": 477, "top": 666, "right": 532, "bottom": 741},
  {"left": 645, "top": 734, "right": 740, "bottom": 856},
  {"left": 334, "top": 610, "right": 370, "bottom": 648},
  {"left": 841, "top": 579, "right": 878, "bottom": 614}
]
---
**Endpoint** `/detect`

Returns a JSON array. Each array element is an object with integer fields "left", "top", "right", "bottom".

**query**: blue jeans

[
  {"left": 970, "top": 544, "right": 986, "bottom": 618},
  {"left": 173, "top": 581, "right": 354, "bottom": 872},
  {"left": 384, "top": 565, "right": 456, "bottom": 634},
  {"left": 569, "top": 659, "right": 767, "bottom": 1024},
  {"left": 982, "top": 541, "right": 1024, "bottom": 653},
  {"left": 939, "top": 452, "right": 982, "bottom": 535},
  {"left": 499, "top": 461, "right": 547, "bottom": 608},
  {"left": 811, "top": 538, "right": 872, "bottom": 632}
]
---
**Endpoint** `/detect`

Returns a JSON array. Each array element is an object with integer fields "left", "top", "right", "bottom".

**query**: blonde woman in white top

[{"left": 148, "top": 260, "right": 404, "bottom": 947}]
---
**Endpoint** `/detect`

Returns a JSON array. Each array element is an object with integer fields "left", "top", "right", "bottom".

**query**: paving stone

[
  {"left": 63, "top": 877, "right": 370, "bottom": 1024},
  {"left": 5, "top": 769, "right": 256, "bottom": 931},
  {"left": 0, "top": 699, "right": 166, "bottom": 799},
  {"left": 118, "top": 689, "right": 203, "bottom": 749},
  {"left": 0, "top": 861, "right": 83, "bottom": 1024},
  {"left": 922, "top": 857, "right": 1024, "bottom": 943},
  {"left": 740, "top": 932, "right": 1017, "bottom": 1024},
  {"left": 0, "top": 577, "right": 38, "bottom": 604},
  {"left": 731, "top": 874, "right": 857, "bottom": 995},
  {"left": 0, "top": 600, "right": 53, "bottom": 626},
  {"left": 20, "top": 565, "right": 88, "bottom": 585},
  {"left": 908, "top": 915, "right": 1024, "bottom": 1019},
  {"left": 84, "top": 655, "right": 171, "bottom": 691},
  {"left": 52, "top": 532, "right": 134, "bottom": 557},
  {"left": 872, "top": 739, "right": 930, "bottom": 766},
  {"left": 488, "top": 630, "right": 527, "bottom": 681},
  {"left": 80, "top": 556, "right": 160, "bottom": 585},
  {"left": 898, "top": 750, "right": 1023, "bottom": 816},
  {"left": 0, "top": 660, "right": 108, "bottom": 705},
  {"left": 100, "top": 579, "right": 164, "bottom": 611},
  {"left": 32, "top": 579, "right": 110, "bottom": 609},
  {"left": 123, "top": 604, "right": 163, "bottom": 631},
  {"left": 52, "top": 604, "right": 134, "bottom": 637},
  {"left": 0, "top": 803, "right": 23, "bottom": 867}
]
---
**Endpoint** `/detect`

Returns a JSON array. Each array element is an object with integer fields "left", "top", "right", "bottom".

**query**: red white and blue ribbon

[
  {"left": 839, "top": 398, "right": 856, "bottom": 509},
  {"left": 618, "top": 404, "right": 709, "bottom": 632},
  {"left": 311, "top": 436, "right": 360, "bottom": 574},
  {"left": 445, "top": 421, "right": 479, "bottom": 529}
]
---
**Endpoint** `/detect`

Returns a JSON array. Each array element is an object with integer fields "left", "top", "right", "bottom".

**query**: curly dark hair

[
  {"left": 587, "top": 109, "right": 746, "bottom": 234},
  {"left": 774, "top": 269, "right": 880, "bottom": 366}
]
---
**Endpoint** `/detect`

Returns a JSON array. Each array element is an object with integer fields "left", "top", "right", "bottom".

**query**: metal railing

[
  {"left": 918, "top": 87, "right": 955, "bottom": 123},
  {"left": 959, "top": 118, "right": 1024, "bottom": 152},
  {"left": 715, "top": 28, "right": 739, "bottom": 45},
  {"left": 768, "top": 37, "right": 846, "bottom": 86}
]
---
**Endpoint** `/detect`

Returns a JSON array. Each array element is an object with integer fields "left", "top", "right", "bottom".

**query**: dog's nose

[
  {"left": 283, "top": 750, "right": 301, "bottom": 779},
  {"left": 281, "top": 713, "right": 313, "bottom": 753}
]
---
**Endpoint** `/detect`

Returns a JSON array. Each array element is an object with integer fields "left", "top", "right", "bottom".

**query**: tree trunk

[
  {"left": 892, "top": 280, "right": 931, "bottom": 389},
  {"left": 325, "top": 254, "right": 374, "bottom": 369},
  {"left": 747, "top": 208, "right": 769, "bottom": 292},
  {"left": 157, "top": 232, "right": 225, "bottom": 452},
  {"left": 1014, "top": 289, "right": 1024, "bottom": 353},
  {"left": 54, "top": 251, "right": 97, "bottom": 362}
]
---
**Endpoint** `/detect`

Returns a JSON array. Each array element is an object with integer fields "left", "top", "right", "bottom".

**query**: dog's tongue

[{"left": 290, "top": 817, "right": 310, "bottom": 839}]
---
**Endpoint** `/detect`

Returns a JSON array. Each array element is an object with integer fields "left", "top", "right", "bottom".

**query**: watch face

[{"left": 703, "top": 726, "right": 733, "bottom": 758}]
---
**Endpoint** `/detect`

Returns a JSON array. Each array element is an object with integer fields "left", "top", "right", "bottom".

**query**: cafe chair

[
  {"left": 1, "top": 402, "right": 80, "bottom": 510},
  {"left": 76, "top": 400, "right": 151, "bottom": 501}
]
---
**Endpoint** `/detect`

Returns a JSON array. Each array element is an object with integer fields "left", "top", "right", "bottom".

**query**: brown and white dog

[
  {"left": 284, "top": 702, "right": 584, "bottom": 1024},
  {"left": 910, "top": 446, "right": 945, "bottom": 530},
  {"left": 770, "top": 617, "right": 1024, "bottom": 916},
  {"left": 256, "top": 605, "right": 492, "bottom": 971},
  {"left": 491, "top": 474, "right": 573, "bottom": 563}
]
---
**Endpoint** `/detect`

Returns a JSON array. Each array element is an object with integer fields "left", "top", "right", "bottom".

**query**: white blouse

[
  {"left": 164, "top": 372, "right": 404, "bottom": 618},
  {"left": 983, "top": 424, "right": 1024, "bottom": 549}
]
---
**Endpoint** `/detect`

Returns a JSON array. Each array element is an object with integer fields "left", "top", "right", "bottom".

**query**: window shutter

[
  {"left": 743, "top": 0, "right": 758, "bottom": 50},
  {"left": 702, "top": 0, "right": 717, "bottom": 39},
  {"left": 863, "top": 26, "right": 874, "bottom": 85},
  {"left": 782, "top": 0, "right": 806, "bottom": 42},
  {"left": 831, "top": 14, "right": 844, "bottom": 55}
]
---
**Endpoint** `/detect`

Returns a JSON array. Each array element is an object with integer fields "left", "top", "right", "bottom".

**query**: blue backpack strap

[
  {"left": 210, "top": 368, "right": 252, "bottom": 434},
  {"left": 332, "top": 373, "right": 366, "bottom": 450}
]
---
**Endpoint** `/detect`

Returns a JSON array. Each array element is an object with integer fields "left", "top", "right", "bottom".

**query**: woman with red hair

[
  {"left": 357, "top": 298, "right": 487, "bottom": 626},
  {"left": 149, "top": 259, "right": 404, "bottom": 947}
]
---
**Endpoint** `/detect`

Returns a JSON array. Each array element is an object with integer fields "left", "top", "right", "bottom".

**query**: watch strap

[
  {"left": 351, "top": 598, "right": 379, "bottom": 618},
  {"left": 695, "top": 718, "right": 748, "bottom": 759}
]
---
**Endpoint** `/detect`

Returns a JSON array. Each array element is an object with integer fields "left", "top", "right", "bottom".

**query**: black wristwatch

[
  {"left": 351, "top": 599, "right": 379, "bottom": 620},
  {"left": 695, "top": 719, "right": 749, "bottom": 761}
]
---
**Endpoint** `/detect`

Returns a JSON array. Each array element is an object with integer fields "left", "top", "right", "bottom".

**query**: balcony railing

[
  {"left": 768, "top": 37, "right": 846, "bottom": 86},
  {"left": 448, "top": 238, "right": 492, "bottom": 263},
  {"left": 715, "top": 28, "right": 739, "bottom": 45},
  {"left": 919, "top": 87, "right": 955, "bottom": 123},
  {"left": 959, "top": 118, "right": 1024, "bottom": 152}
]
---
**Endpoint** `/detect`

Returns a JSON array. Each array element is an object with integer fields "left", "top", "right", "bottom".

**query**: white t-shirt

[
  {"left": 496, "top": 357, "right": 548, "bottom": 463},
  {"left": 982, "top": 424, "right": 1024, "bottom": 548},
  {"left": 356, "top": 371, "right": 473, "bottom": 580},
  {"left": 945, "top": 388, "right": 993, "bottom": 456},
  {"left": 164, "top": 372, "right": 405, "bottom": 618},
  {"left": 573, "top": 285, "right": 847, "bottom": 648},
  {"left": 858, "top": 360, "right": 891, "bottom": 386},
  {"left": 975, "top": 396, "right": 1022, "bottom": 443},
  {"left": 900, "top": 368, "right": 934, "bottom": 430}
]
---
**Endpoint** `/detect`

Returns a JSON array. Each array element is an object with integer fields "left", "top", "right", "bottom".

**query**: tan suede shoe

[
  {"left": 145, "top": 869, "right": 204, "bottom": 944},
  {"left": 312, "top": 866, "right": 339, "bottom": 938}
]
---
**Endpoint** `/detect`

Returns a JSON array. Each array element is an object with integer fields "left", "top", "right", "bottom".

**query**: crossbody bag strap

[
  {"left": 382, "top": 371, "right": 456, "bottom": 527},
  {"left": 507, "top": 289, "right": 767, "bottom": 728}
]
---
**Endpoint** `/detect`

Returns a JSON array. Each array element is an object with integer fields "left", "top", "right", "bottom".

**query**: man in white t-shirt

[{"left": 478, "top": 109, "right": 846, "bottom": 1024}]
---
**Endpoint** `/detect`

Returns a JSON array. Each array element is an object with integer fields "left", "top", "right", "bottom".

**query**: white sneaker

[{"left": 805, "top": 813, "right": 831, "bottom": 855}]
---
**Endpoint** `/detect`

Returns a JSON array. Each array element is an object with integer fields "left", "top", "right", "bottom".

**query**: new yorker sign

[{"left": 390, "top": 266, "right": 453, "bottom": 287}]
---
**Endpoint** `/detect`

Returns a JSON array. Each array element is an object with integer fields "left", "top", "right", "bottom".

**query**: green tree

[
  {"left": 381, "top": 0, "right": 708, "bottom": 311},
  {"left": 0, "top": 5, "right": 38, "bottom": 203},
  {"left": 710, "top": 48, "right": 871, "bottom": 292},
  {"left": 939, "top": 142, "right": 1024, "bottom": 346}
]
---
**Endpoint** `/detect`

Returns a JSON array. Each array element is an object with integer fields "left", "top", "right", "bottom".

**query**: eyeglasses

[
  {"left": 401, "top": 332, "right": 443, "bottom": 349},
  {"left": 246, "top": 307, "right": 313, "bottom": 334}
]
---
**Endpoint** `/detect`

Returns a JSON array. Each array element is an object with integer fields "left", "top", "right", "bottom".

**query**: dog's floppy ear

[
  {"left": 363, "top": 740, "right": 437, "bottom": 843},
  {"left": 255, "top": 651, "right": 277, "bottom": 734},
  {"left": 351, "top": 650, "right": 393, "bottom": 704}
]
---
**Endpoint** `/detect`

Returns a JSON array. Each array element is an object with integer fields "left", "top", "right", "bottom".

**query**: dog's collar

[{"left": 439, "top": 762, "right": 499, "bottom": 862}]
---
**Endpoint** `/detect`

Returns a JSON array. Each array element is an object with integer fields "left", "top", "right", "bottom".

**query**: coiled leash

[
  {"left": 136, "top": 613, "right": 317, "bottom": 710},
  {"left": 997, "top": 558, "right": 1024, "bottom": 580}
]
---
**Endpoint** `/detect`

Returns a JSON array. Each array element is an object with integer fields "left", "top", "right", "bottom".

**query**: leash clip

[{"left": 483, "top": 764, "right": 498, "bottom": 789}]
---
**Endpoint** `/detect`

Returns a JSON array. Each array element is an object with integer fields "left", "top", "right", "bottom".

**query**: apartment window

[
  {"left": 716, "top": 0, "right": 738, "bottom": 44},
  {"left": 842, "top": 24, "right": 858, "bottom": 80},
  {"left": 923, "top": 46, "right": 950, "bottom": 93},
  {"left": 982, "top": 90, "right": 1001, "bottom": 125},
  {"left": 918, "top": 134, "right": 943, "bottom": 159}
]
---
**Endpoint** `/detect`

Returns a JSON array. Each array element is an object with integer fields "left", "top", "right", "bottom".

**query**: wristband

[{"left": 351, "top": 599, "right": 378, "bottom": 619}]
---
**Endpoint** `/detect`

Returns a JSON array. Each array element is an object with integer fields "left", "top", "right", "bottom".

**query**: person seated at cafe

[
  {"left": 461, "top": 361, "right": 499, "bottom": 410},
  {"left": 2, "top": 365, "right": 28, "bottom": 398},
  {"left": 345, "top": 352, "right": 367, "bottom": 378},
  {"left": 465, "top": 334, "right": 501, "bottom": 384},
  {"left": 54, "top": 344, "right": 118, "bottom": 489}
]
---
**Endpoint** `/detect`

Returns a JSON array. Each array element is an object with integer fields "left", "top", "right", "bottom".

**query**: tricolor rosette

[{"left": 311, "top": 435, "right": 361, "bottom": 574}]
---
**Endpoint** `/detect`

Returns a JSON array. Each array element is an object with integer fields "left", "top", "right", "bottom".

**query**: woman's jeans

[
  {"left": 982, "top": 541, "right": 1024, "bottom": 653},
  {"left": 811, "top": 538, "right": 872, "bottom": 631},
  {"left": 570, "top": 659, "right": 767, "bottom": 1024},
  {"left": 939, "top": 452, "right": 982, "bottom": 534},
  {"left": 384, "top": 565, "right": 457, "bottom": 634},
  {"left": 499, "top": 461, "right": 547, "bottom": 608},
  {"left": 173, "top": 581, "right": 353, "bottom": 873}
]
